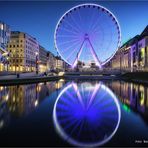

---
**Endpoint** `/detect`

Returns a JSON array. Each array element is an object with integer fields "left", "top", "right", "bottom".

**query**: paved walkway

[{"left": 0, "top": 72, "right": 39, "bottom": 80}]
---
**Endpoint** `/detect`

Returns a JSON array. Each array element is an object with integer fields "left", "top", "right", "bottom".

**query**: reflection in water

[
  {"left": 0, "top": 80, "right": 148, "bottom": 147},
  {"left": 0, "top": 80, "right": 65, "bottom": 130},
  {"left": 53, "top": 82, "right": 121, "bottom": 147},
  {"left": 106, "top": 81, "right": 148, "bottom": 124}
]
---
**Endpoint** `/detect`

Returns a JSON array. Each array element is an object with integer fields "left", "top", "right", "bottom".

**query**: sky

[{"left": 0, "top": 0, "right": 148, "bottom": 56}]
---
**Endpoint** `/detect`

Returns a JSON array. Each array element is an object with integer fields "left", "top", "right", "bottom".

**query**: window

[{"left": 13, "top": 45, "right": 15, "bottom": 47}]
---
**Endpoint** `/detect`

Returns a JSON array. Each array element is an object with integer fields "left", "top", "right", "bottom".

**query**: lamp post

[{"left": 35, "top": 52, "right": 39, "bottom": 74}]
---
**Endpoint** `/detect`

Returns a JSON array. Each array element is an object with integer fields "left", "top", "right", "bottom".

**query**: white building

[{"left": 7, "top": 31, "right": 39, "bottom": 72}]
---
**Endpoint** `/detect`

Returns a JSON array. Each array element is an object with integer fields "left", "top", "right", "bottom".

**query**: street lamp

[{"left": 35, "top": 52, "right": 39, "bottom": 74}]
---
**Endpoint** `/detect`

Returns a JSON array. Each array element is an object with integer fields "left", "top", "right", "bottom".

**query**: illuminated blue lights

[{"left": 53, "top": 82, "right": 121, "bottom": 146}]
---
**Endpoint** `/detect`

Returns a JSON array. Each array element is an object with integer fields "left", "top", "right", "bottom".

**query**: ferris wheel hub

[
  {"left": 54, "top": 3, "right": 121, "bottom": 67},
  {"left": 84, "top": 33, "right": 89, "bottom": 39}
]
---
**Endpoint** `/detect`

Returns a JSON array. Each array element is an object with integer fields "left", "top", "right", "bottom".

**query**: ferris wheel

[
  {"left": 54, "top": 3, "right": 121, "bottom": 68},
  {"left": 53, "top": 82, "right": 121, "bottom": 147}
]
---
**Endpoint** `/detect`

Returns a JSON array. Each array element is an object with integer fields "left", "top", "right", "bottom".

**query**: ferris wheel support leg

[
  {"left": 87, "top": 38, "right": 102, "bottom": 69},
  {"left": 87, "top": 83, "right": 101, "bottom": 110},
  {"left": 72, "top": 82, "right": 85, "bottom": 109},
  {"left": 72, "top": 40, "right": 85, "bottom": 68}
]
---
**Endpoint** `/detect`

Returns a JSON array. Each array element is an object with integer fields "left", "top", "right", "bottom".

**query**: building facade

[
  {"left": 105, "top": 25, "right": 148, "bottom": 72},
  {"left": 55, "top": 56, "right": 65, "bottom": 71},
  {"left": 7, "top": 31, "right": 39, "bottom": 72},
  {"left": 47, "top": 51, "right": 56, "bottom": 71},
  {"left": 39, "top": 46, "right": 48, "bottom": 73},
  {"left": 0, "top": 21, "right": 11, "bottom": 71}
]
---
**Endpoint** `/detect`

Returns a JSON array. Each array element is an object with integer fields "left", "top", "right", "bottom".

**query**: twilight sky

[{"left": 0, "top": 0, "right": 148, "bottom": 55}]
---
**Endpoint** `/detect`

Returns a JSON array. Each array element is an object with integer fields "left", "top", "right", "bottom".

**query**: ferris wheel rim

[
  {"left": 54, "top": 3, "right": 122, "bottom": 66},
  {"left": 53, "top": 82, "right": 121, "bottom": 147}
]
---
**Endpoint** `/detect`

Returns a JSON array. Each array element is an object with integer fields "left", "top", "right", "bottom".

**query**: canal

[{"left": 0, "top": 79, "right": 148, "bottom": 147}]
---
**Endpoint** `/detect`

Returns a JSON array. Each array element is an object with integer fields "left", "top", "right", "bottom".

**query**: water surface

[{"left": 0, "top": 80, "right": 148, "bottom": 147}]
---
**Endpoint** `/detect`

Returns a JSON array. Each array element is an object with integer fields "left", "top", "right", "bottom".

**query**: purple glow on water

[{"left": 53, "top": 82, "right": 121, "bottom": 147}]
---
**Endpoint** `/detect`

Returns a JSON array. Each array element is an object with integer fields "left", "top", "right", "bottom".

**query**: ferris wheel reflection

[{"left": 53, "top": 82, "right": 121, "bottom": 147}]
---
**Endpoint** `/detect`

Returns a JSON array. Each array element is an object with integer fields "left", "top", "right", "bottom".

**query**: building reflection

[
  {"left": 0, "top": 80, "right": 65, "bottom": 130},
  {"left": 106, "top": 81, "right": 148, "bottom": 123}
]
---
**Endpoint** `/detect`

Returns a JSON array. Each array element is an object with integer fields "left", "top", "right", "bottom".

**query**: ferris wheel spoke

[
  {"left": 87, "top": 83, "right": 101, "bottom": 109},
  {"left": 91, "top": 92, "right": 107, "bottom": 108},
  {"left": 100, "top": 111, "right": 118, "bottom": 118},
  {"left": 92, "top": 37, "right": 115, "bottom": 48},
  {"left": 91, "top": 24, "right": 105, "bottom": 34},
  {"left": 90, "top": 23, "right": 105, "bottom": 37},
  {"left": 57, "top": 38, "right": 81, "bottom": 46},
  {"left": 66, "top": 119, "right": 83, "bottom": 140},
  {"left": 69, "top": 11, "right": 83, "bottom": 33},
  {"left": 90, "top": 19, "right": 112, "bottom": 37},
  {"left": 72, "top": 83, "right": 85, "bottom": 109},
  {"left": 87, "top": 8, "right": 98, "bottom": 32},
  {"left": 66, "top": 49, "right": 80, "bottom": 62},
  {"left": 92, "top": 23, "right": 114, "bottom": 35},
  {"left": 62, "top": 18, "right": 81, "bottom": 34},
  {"left": 60, "top": 94, "right": 78, "bottom": 107},
  {"left": 106, "top": 33, "right": 113, "bottom": 52},
  {"left": 64, "top": 91, "right": 77, "bottom": 104},
  {"left": 91, "top": 29, "right": 102, "bottom": 36},
  {"left": 58, "top": 26, "right": 79, "bottom": 36},
  {"left": 64, "top": 115, "right": 82, "bottom": 131},
  {"left": 56, "top": 103, "right": 71, "bottom": 112},
  {"left": 57, "top": 114, "right": 79, "bottom": 124},
  {"left": 94, "top": 30, "right": 112, "bottom": 35},
  {"left": 96, "top": 99, "right": 114, "bottom": 109},
  {"left": 77, "top": 8, "right": 84, "bottom": 32},
  {"left": 58, "top": 112, "right": 84, "bottom": 125},
  {"left": 89, "top": 13, "right": 105, "bottom": 33},
  {"left": 76, "top": 118, "right": 85, "bottom": 139},
  {"left": 56, "top": 34, "right": 79, "bottom": 38},
  {"left": 66, "top": 47, "right": 80, "bottom": 61},
  {"left": 60, "top": 39, "right": 82, "bottom": 54}
]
